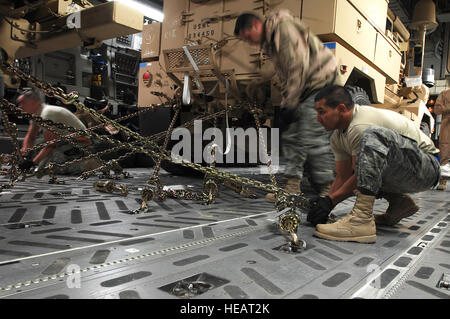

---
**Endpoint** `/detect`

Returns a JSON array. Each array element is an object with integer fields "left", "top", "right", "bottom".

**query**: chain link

[
  {"left": 249, "top": 100, "right": 303, "bottom": 243},
  {"left": 1, "top": 61, "right": 311, "bottom": 227}
]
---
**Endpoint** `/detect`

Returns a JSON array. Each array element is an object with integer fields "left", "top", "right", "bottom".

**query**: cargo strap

[{"left": 182, "top": 72, "right": 191, "bottom": 105}]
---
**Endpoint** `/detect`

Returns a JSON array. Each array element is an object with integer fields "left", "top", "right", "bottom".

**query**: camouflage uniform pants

[
  {"left": 439, "top": 115, "right": 449, "bottom": 166},
  {"left": 356, "top": 127, "right": 441, "bottom": 195},
  {"left": 34, "top": 135, "right": 101, "bottom": 176},
  {"left": 281, "top": 92, "right": 335, "bottom": 186}
]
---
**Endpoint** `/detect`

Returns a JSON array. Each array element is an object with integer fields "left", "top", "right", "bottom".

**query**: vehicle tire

[{"left": 345, "top": 86, "right": 371, "bottom": 105}]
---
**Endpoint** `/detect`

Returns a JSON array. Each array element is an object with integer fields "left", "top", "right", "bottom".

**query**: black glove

[
  {"left": 18, "top": 159, "right": 35, "bottom": 171},
  {"left": 307, "top": 195, "right": 334, "bottom": 226}
]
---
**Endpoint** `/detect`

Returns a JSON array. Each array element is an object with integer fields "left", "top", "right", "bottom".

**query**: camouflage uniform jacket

[
  {"left": 435, "top": 88, "right": 450, "bottom": 164},
  {"left": 435, "top": 88, "right": 450, "bottom": 116},
  {"left": 262, "top": 9, "right": 338, "bottom": 108}
]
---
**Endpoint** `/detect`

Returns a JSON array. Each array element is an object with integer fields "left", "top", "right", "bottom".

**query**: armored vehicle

[
  {"left": 138, "top": 0, "right": 436, "bottom": 139},
  {"left": 0, "top": 1, "right": 448, "bottom": 302}
]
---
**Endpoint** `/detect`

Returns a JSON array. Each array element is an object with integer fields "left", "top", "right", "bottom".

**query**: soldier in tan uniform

[
  {"left": 234, "top": 10, "right": 337, "bottom": 201},
  {"left": 434, "top": 87, "right": 450, "bottom": 190}
]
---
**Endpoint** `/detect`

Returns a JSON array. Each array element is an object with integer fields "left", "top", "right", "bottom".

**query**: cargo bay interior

[{"left": 0, "top": 0, "right": 449, "bottom": 300}]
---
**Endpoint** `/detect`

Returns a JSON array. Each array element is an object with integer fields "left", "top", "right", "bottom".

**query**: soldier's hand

[
  {"left": 18, "top": 159, "right": 35, "bottom": 171},
  {"left": 307, "top": 195, "right": 334, "bottom": 226}
]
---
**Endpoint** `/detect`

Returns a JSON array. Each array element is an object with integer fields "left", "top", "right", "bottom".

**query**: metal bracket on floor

[
  {"left": 436, "top": 273, "right": 450, "bottom": 290},
  {"left": 94, "top": 180, "right": 129, "bottom": 196},
  {"left": 276, "top": 207, "right": 306, "bottom": 252}
]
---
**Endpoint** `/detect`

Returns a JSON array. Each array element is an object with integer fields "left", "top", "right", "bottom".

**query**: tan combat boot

[
  {"left": 374, "top": 193, "right": 419, "bottom": 226},
  {"left": 266, "top": 177, "right": 300, "bottom": 203},
  {"left": 314, "top": 191, "right": 376, "bottom": 243},
  {"left": 436, "top": 178, "right": 447, "bottom": 191}
]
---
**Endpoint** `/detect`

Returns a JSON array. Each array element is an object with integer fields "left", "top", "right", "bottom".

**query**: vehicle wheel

[{"left": 345, "top": 86, "right": 371, "bottom": 105}]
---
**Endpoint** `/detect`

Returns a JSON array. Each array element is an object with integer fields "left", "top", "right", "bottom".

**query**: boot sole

[
  {"left": 314, "top": 230, "right": 376, "bottom": 243},
  {"left": 376, "top": 206, "right": 419, "bottom": 226}
]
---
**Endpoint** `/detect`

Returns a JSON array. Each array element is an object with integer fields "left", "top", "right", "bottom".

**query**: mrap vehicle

[{"left": 138, "top": 0, "right": 437, "bottom": 143}]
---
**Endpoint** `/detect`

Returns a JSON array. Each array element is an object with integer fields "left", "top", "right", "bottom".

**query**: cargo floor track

[{"left": 0, "top": 168, "right": 448, "bottom": 299}]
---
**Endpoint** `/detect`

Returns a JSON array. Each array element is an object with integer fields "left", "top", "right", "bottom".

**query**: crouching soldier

[{"left": 309, "top": 85, "right": 440, "bottom": 243}]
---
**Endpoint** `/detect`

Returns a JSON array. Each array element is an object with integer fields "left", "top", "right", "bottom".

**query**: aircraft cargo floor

[{"left": 0, "top": 167, "right": 448, "bottom": 300}]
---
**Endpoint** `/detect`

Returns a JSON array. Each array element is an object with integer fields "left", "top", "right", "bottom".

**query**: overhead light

[{"left": 107, "top": 0, "right": 164, "bottom": 22}]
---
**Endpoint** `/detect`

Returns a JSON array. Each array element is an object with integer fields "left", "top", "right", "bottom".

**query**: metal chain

[
  {"left": 149, "top": 109, "right": 227, "bottom": 143},
  {"left": 2, "top": 61, "right": 309, "bottom": 247},
  {"left": 0, "top": 99, "right": 139, "bottom": 181},
  {"left": 79, "top": 149, "right": 137, "bottom": 180},
  {"left": 2, "top": 61, "right": 311, "bottom": 250},
  {"left": 249, "top": 101, "right": 279, "bottom": 195},
  {"left": 1, "top": 100, "right": 101, "bottom": 170},
  {"left": 148, "top": 103, "right": 181, "bottom": 189},
  {"left": 2, "top": 62, "right": 310, "bottom": 213},
  {"left": 249, "top": 101, "right": 303, "bottom": 246},
  {"left": 4, "top": 63, "right": 235, "bottom": 164},
  {"left": 24, "top": 104, "right": 160, "bottom": 156}
]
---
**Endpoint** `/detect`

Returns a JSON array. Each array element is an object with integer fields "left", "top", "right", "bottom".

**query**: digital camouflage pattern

[
  {"left": 434, "top": 88, "right": 450, "bottom": 165},
  {"left": 263, "top": 9, "right": 338, "bottom": 108},
  {"left": 281, "top": 92, "right": 335, "bottom": 187},
  {"left": 356, "top": 127, "right": 440, "bottom": 195}
]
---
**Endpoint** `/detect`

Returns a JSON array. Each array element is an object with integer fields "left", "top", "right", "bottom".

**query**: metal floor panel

[{"left": 0, "top": 168, "right": 448, "bottom": 299}]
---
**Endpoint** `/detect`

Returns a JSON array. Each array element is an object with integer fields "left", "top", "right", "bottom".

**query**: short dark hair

[
  {"left": 234, "top": 13, "right": 262, "bottom": 36},
  {"left": 314, "top": 85, "right": 354, "bottom": 109},
  {"left": 19, "top": 89, "right": 41, "bottom": 102}
]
